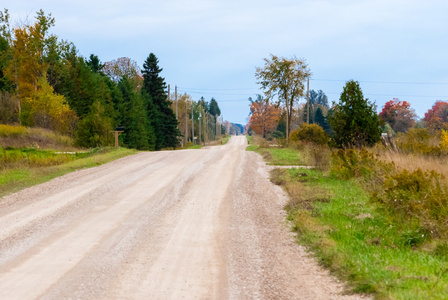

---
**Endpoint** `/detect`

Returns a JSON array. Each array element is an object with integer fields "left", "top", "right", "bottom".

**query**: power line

[
  {"left": 178, "top": 87, "right": 257, "bottom": 91},
  {"left": 311, "top": 79, "right": 448, "bottom": 85}
]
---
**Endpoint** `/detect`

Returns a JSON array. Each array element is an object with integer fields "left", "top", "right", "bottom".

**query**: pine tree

[
  {"left": 142, "top": 53, "right": 180, "bottom": 149},
  {"left": 119, "top": 77, "right": 154, "bottom": 150}
]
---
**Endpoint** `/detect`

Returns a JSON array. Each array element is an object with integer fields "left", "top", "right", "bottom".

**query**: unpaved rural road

[{"left": 0, "top": 136, "right": 366, "bottom": 299}]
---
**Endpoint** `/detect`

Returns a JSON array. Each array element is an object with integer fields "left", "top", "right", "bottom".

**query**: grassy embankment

[
  {"left": 247, "top": 135, "right": 448, "bottom": 299},
  {"left": 0, "top": 125, "right": 137, "bottom": 197}
]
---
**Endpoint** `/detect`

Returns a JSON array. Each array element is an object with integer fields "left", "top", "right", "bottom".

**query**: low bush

[
  {"left": 330, "top": 148, "right": 394, "bottom": 182},
  {"left": 395, "top": 127, "right": 443, "bottom": 155},
  {"left": 289, "top": 123, "right": 329, "bottom": 145},
  {"left": 0, "top": 124, "right": 27, "bottom": 137},
  {"left": 375, "top": 168, "right": 448, "bottom": 238}
]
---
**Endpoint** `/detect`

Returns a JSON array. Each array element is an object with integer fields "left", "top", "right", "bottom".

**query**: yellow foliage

[
  {"left": 22, "top": 77, "right": 77, "bottom": 134},
  {"left": 0, "top": 124, "right": 27, "bottom": 137},
  {"left": 441, "top": 130, "right": 448, "bottom": 150}
]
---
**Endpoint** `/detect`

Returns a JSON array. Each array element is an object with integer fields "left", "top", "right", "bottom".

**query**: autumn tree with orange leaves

[{"left": 249, "top": 95, "right": 280, "bottom": 138}]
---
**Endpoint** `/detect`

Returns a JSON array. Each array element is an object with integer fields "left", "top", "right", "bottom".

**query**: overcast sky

[{"left": 6, "top": 0, "right": 448, "bottom": 125}]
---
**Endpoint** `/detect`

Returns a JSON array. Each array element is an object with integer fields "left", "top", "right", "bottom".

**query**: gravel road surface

[{"left": 0, "top": 136, "right": 367, "bottom": 299}]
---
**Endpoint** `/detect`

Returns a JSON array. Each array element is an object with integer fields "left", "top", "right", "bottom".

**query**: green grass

[
  {"left": 273, "top": 167, "right": 448, "bottom": 299},
  {"left": 0, "top": 147, "right": 137, "bottom": 198},
  {"left": 256, "top": 147, "right": 304, "bottom": 165},
  {"left": 181, "top": 142, "right": 202, "bottom": 149},
  {"left": 221, "top": 135, "right": 231, "bottom": 145},
  {"left": 246, "top": 144, "right": 259, "bottom": 151}
]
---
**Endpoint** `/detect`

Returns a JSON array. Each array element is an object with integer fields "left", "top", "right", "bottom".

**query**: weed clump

[{"left": 375, "top": 168, "right": 448, "bottom": 238}]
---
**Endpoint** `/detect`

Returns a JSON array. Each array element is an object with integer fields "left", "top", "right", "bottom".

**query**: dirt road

[{"left": 0, "top": 136, "right": 365, "bottom": 299}]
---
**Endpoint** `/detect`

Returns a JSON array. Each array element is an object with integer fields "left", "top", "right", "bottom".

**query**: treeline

[
  {"left": 0, "top": 9, "right": 184, "bottom": 150},
  {"left": 250, "top": 54, "right": 448, "bottom": 152}
]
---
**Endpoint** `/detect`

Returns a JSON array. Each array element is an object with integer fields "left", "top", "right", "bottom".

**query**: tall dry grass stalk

[{"left": 373, "top": 147, "right": 448, "bottom": 180}]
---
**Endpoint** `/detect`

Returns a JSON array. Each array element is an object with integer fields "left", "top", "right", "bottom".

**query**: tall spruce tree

[{"left": 142, "top": 53, "right": 180, "bottom": 149}]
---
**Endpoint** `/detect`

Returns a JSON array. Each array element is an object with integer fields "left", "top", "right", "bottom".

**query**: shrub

[
  {"left": 303, "top": 143, "right": 331, "bottom": 171},
  {"left": 375, "top": 168, "right": 448, "bottom": 238},
  {"left": 330, "top": 149, "right": 393, "bottom": 182},
  {"left": 0, "top": 124, "right": 27, "bottom": 137},
  {"left": 266, "top": 130, "right": 284, "bottom": 141},
  {"left": 395, "top": 128, "right": 442, "bottom": 155},
  {"left": 290, "top": 123, "right": 330, "bottom": 145}
]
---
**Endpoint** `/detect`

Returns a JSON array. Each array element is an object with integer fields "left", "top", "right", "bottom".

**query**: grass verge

[
  {"left": 221, "top": 135, "right": 231, "bottom": 145},
  {"left": 263, "top": 145, "right": 448, "bottom": 299},
  {"left": 252, "top": 147, "right": 304, "bottom": 165},
  {"left": 0, "top": 147, "right": 137, "bottom": 198}
]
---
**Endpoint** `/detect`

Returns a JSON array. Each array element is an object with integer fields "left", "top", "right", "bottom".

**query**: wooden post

[
  {"left": 111, "top": 130, "right": 124, "bottom": 149},
  {"left": 306, "top": 77, "right": 310, "bottom": 124}
]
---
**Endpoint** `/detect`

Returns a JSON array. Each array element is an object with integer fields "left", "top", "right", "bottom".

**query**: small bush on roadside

[
  {"left": 303, "top": 143, "right": 331, "bottom": 171},
  {"left": 266, "top": 130, "right": 284, "bottom": 141},
  {"left": 375, "top": 168, "right": 448, "bottom": 238},
  {"left": 290, "top": 123, "right": 330, "bottom": 146},
  {"left": 330, "top": 149, "right": 393, "bottom": 181}
]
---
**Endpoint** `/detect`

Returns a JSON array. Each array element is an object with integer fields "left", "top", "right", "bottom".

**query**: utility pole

[
  {"left": 167, "top": 84, "right": 170, "bottom": 101},
  {"left": 306, "top": 77, "right": 310, "bottom": 124},
  {"left": 191, "top": 104, "right": 194, "bottom": 144},
  {"left": 216, "top": 115, "right": 219, "bottom": 137},
  {"left": 199, "top": 109, "right": 202, "bottom": 145},
  {"left": 175, "top": 85, "right": 178, "bottom": 120},
  {"left": 185, "top": 100, "right": 188, "bottom": 145}
]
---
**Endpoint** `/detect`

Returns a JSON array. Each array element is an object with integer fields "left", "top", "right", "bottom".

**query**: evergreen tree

[
  {"left": 86, "top": 54, "right": 105, "bottom": 74},
  {"left": 75, "top": 100, "right": 112, "bottom": 147},
  {"left": 0, "top": 35, "right": 14, "bottom": 91},
  {"left": 198, "top": 96, "right": 209, "bottom": 113},
  {"left": 142, "top": 53, "right": 180, "bottom": 149},
  {"left": 314, "top": 107, "right": 331, "bottom": 135},
  {"left": 209, "top": 98, "right": 221, "bottom": 116},
  {"left": 119, "top": 77, "right": 154, "bottom": 150},
  {"left": 328, "top": 80, "right": 381, "bottom": 148}
]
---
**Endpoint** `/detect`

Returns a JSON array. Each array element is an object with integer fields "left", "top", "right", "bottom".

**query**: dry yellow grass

[{"left": 373, "top": 147, "right": 448, "bottom": 179}]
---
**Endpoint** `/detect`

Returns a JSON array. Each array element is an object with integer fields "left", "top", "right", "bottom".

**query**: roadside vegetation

[
  {"left": 249, "top": 134, "right": 448, "bottom": 299},
  {"left": 0, "top": 124, "right": 136, "bottom": 197},
  {"left": 247, "top": 65, "right": 448, "bottom": 299},
  {"left": 0, "top": 9, "right": 229, "bottom": 153}
]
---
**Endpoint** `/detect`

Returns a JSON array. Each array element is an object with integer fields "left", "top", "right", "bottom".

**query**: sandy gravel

[{"left": 0, "top": 136, "right": 368, "bottom": 299}]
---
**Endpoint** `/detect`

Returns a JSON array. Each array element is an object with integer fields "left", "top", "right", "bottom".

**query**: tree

[
  {"left": 314, "top": 106, "right": 330, "bottom": 134},
  {"left": 86, "top": 54, "right": 105, "bottom": 74},
  {"left": 328, "top": 80, "right": 381, "bottom": 148},
  {"left": 119, "top": 76, "right": 154, "bottom": 150},
  {"left": 255, "top": 54, "right": 311, "bottom": 142},
  {"left": 75, "top": 100, "right": 112, "bottom": 147},
  {"left": 424, "top": 101, "right": 448, "bottom": 131},
  {"left": 198, "top": 96, "right": 209, "bottom": 113},
  {"left": 248, "top": 95, "right": 280, "bottom": 137},
  {"left": 21, "top": 76, "right": 76, "bottom": 133},
  {"left": 142, "top": 53, "right": 180, "bottom": 149},
  {"left": 4, "top": 10, "right": 55, "bottom": 99},
  {"left": 379, "top": 98, "right": 417, "bottom": 133},
  {"left": 0, "top": 91, "right": 18, "bottom": 123},
  {"left": 209, "top": 98, "right": 220, "bottom": 116},
  {"left": 104, "top": 57, "right": 141, "bottom": 82}
]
